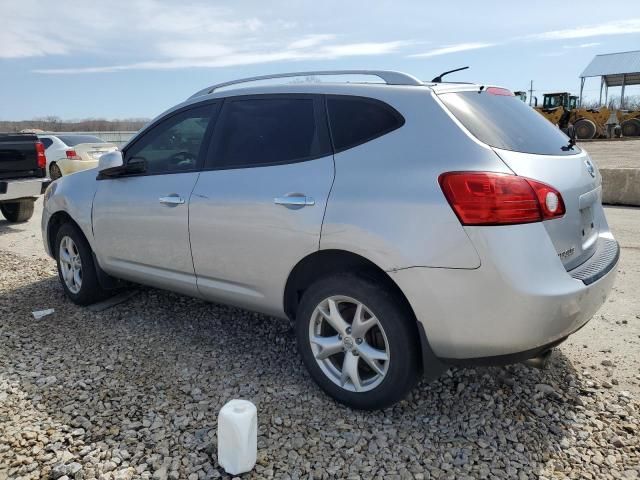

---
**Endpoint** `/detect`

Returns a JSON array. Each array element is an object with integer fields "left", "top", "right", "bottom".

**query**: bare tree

[{"left": 0, "top": 118, "right": 149, "bottom": 133}]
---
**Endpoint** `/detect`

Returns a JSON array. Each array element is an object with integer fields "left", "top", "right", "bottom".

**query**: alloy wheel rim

[
  {"left": 309, "top": 295, "right": 390, "bottom": 393},
  {"left": 59, "top": 236, "right": 82, "bottom": 294}
]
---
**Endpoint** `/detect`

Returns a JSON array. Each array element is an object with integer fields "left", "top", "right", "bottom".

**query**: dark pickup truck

[{"left": 0, "top": 134, "right": 49, "bottom": 222}]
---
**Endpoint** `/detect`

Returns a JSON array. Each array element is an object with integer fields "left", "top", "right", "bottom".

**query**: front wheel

[
  {"left": 0, "top": 199, "right": 35, "bottom": 223},
  {"left": 296, "top": 273, "right": 421, "bottom": 409},
  {"left": 55, "top": 223, "right": 107, "bottom": 305}
]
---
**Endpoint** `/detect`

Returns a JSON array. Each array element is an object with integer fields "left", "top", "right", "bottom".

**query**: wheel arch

[
  {"left": 47, "top": 210, "right": 121, "bottom": 290},
  {"left": 47, "top": 210, "right": 80, "bottom": 257},
  {"left": 283, "top": 249, "right": 445, "bottom": 377}
]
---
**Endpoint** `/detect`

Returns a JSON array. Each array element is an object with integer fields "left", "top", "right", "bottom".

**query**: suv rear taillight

[
  {"left": 35, "top": 141, "right": 47, "bottom": 169},
  {"left": 439, "top": 172, "right": 565, "bottom": 226},
  {"left": 66, "top": 149, "right": 81, "bottom": 160}
]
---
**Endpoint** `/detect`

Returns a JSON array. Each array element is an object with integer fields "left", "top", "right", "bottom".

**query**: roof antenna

[{"left": 431, "top": 66, "right": 469, "bottom": 83}]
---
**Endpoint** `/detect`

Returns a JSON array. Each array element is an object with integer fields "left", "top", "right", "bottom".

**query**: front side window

[
  {"left": 327, "top": 96, "right": 404, "bottom": 152},
  {"left": 126, "top": 105, "right": 213, "bottom": 174},
  {"left": 211, "top": 97, "right": 330, "bottom": 169}
]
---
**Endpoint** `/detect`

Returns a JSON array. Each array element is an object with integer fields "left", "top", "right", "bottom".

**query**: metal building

[{"left": 579, "top": 50, "right": 640, "bottom": 108}]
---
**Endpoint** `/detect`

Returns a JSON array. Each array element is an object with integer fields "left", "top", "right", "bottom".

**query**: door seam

[{"left": 187, "top": 172, "right": 204, "bottom": 298}]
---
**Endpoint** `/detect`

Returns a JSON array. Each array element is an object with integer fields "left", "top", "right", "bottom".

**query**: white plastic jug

[{"left": 217, "top": 399, "right": 257, "bottom": 475}]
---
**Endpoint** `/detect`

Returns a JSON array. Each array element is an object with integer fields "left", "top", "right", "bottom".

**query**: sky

[{"left": 1, "top": 0, "right": 640, "bottom": 120}]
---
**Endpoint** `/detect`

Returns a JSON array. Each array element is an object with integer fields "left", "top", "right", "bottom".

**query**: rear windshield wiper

[{"left": 561, "top": 125, "right": 577, "bottom": 151}]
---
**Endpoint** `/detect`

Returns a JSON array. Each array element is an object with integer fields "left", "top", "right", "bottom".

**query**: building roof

[{"left": 580, "top": 50, "right": 640, "bottom": 87}]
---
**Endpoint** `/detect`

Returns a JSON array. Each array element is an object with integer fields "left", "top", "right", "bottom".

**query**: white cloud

[
  {"left": 539, "top": 51, "right": 568, "bottom": 57},
  {"left": 1, "top": 0, "right": 410, "bottom": 74},
  {"left": 562, "top": 42, "right": 601, "bottom": 49},
  {"left": 0, "top": 29, "right": 69, "bottom": 58},
  {"left": 529, "top": 19, "right": 640, "bottom": 40},
  {"left": 6, "top": 0, "right": 638, "bottom": 75},
  {"left": 288, "top": 34, "right": 337, "bottom": 50},
  {"left": 320, "top": 41, "right": 409, "bottom": 57},
  {"left": 408, "top": 42, "right": 496, "bottom": 58},
  {"left": 34, "top": 41, "right": 410, "bottom": 74}
]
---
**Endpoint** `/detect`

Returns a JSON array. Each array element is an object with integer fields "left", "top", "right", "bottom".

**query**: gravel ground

[{"left": 0, "top": 250, "right": 639, "bottom": 479}]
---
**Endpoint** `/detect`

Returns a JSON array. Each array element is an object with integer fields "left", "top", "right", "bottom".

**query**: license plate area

[
  {"left": 579, "top": 187, "right": 600, "bottom": 250},
  {"left": 580, "top": 205, "right": 598, "bottom": 249}
]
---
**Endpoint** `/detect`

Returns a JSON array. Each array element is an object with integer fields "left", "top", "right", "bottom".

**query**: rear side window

[
  {"left": 438, "top": 90, "right": 580, "bottom": 156},
  {"left": 212, "top": 97, "right": 331, "bottom": 168},
  {"left": 327, "top": 96, "right": 404, "bottom": 152},
  {"left": 40, "top": 138, "right": 54, "bottom": 149}
]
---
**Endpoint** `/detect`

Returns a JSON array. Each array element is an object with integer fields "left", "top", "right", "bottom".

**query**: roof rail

[{"left": 189, "top": 70, "right": 424, "bottom": 98}]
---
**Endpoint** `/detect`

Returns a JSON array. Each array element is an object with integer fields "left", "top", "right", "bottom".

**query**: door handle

[
  {"left": 159, "top": 194, "right": 185, "bottom": 205},
  {"left": 274, "top": 195, "right": 315, "bottom": 209}
]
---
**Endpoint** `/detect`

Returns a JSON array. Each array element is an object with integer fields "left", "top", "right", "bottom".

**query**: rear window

[
  {"left": 327, "top": 96, "right": 404, "bottom": 152},
  {"left": 57, "top": 135, "right": 105, "bottom": 146},
  {"left": 438, "top": 90, "right": 580, "bottom": 156},
  {"left": 39, "top": 137, "right": 54, "bottom": 149}
]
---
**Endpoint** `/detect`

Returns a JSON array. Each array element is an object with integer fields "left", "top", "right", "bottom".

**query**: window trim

[
  {"left": 325, "top": 94, "right": 405, "bottom": 154},
  {"left": 204, "top": 93, "right": 333, "bottom": 172},
  {"left": 114, "top": 100, "right": 221, "bottom": 178}
]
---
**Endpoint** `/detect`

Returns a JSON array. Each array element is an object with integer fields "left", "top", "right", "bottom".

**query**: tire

[
  {"left": 0, "top": 199, "right": 35, "bottom": 223},
  {"left": 50, "top": 163, "right": 62, "bottom": 180},
  {"left": 621, "top": 119, "right": 640, "bottom": 137},
  {"left": 55, "top": 223, "right": 107, "bottom": 305},
  {"left": 296, "top": 273, "right": 421, "bottom": 409},
  {"left": 574, "top": 118, "right": 597, "bottom": 139}
]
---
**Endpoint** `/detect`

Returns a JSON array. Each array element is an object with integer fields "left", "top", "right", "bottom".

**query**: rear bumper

[
  {"left": 56, "top": 159, "right": 98, "bottom": 175},
  {"left": 389, "top": 222, "right": 618, "bottom": 360},
  {"left": 0, "top": 177, "right": 48, "bottom": 202}
]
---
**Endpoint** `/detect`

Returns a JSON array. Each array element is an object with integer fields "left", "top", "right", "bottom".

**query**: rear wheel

[
  {"left": 296, "top": 273, "right": 421, "bottom": 409},
  {"left": 55, "top": 223, "right": 107, "bottom": 305},
  {"left": 574, "top": 118, "right": 597, "bottom": 139},
  {"left": 0, "top": 199, "right": 35, "bottom": 223},
  {"left": 621, "top": 118, "right": 640, "bottom": 137},
  {"left": 50, "top": 163, "right": 62, "bottom": 180}
]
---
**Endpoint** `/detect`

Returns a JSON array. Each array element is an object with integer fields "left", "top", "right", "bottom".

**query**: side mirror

[
  {"left": 125, "top": 157, "right": 147, "bottom": 174},
  {"left": 98, "top": 150, "right": 123, "bottom": 172}
]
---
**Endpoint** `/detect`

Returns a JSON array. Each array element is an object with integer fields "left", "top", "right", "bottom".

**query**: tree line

[
  {"left": 581, "top": 95, "right": 640, "bottom": 110},
  {"left": 0, "top": 117, "right": 149, "bottom": 133}
]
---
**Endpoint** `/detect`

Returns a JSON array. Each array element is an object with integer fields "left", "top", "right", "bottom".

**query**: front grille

[{"left": 569, "top": 237, "right": 619, "bottom": 285}]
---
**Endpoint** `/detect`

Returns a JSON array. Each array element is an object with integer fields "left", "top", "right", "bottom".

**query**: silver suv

[{"left": 42, "top": 70, "right": 619, "bottom": 409}]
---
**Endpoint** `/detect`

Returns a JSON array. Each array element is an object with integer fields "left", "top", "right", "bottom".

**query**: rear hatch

[
  {"left": 0, "top": 134, "right": 42, "bottom": 180},
  {"left": 437, "top": 86, "right": 601, "bottom": 270}
]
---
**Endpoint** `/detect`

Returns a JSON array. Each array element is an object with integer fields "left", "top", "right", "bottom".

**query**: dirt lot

[
  {"left": 1, "top": 193, "right": 639, "bottom": 478},
  {"left": 580, "top": 139, "right": 640, "bottom": 169}
]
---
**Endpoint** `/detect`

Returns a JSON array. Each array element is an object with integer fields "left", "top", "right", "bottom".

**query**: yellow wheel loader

[
  {"left": 536, "top": 93, "right": 601, "bottom": 138},
  {"left": 620, "top": 111, "right": 640, "bottom": 137}
]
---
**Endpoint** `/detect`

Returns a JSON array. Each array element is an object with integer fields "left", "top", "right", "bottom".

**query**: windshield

[
  {"left": 57, "top": 135, "right": 105, "bottom": 146},
  {"left": 439, "top": 90, "right": 580, "bottom": 156}
]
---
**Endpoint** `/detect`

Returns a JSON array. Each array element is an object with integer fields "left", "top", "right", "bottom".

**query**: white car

[{"left": 38, "top": 134, "right": 118, "bottom": 180}]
